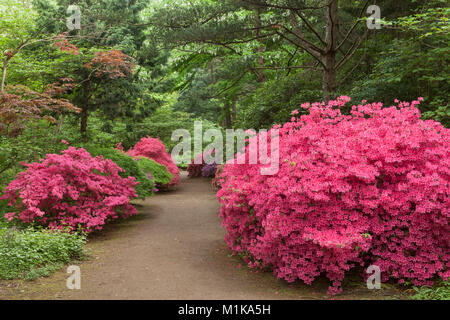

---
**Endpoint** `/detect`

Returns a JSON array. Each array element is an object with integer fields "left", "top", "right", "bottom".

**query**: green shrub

[
  {"left": 0, "top": 227, "right": 86, "bottom": 280},
  {"left": 82, "top": 145, "right": 155, "bottom": 199},
  {"left": 410, "top": 281, "right": 450, "bottom": 300},
  {"left": 0, "top": 121, "right": 74, "bottom": 194},
  {"left": 137, "top": 157, "right": 173, "bottom": 187}
]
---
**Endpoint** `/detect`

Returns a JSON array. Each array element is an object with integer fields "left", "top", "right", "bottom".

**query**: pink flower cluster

[
  {"left": 127, "top": 136, "right": 180, "bottom": 186},
  {"left": 217, "top": 97, "right": 449, "bottom": 295},
  {"left": 0, "top": 147, "right": 138, "bottom": 233}
]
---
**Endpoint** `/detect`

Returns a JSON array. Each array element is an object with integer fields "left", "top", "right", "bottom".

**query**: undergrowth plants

[
  {"left": 0, "top": 226, "right": 86, "bottom": 280},
  {"left": 127, "top": 136, "right": 180, "bottom": 187},
  {"left": 136, "top": 157, "right": 173, "bottom": 189},
  {"left": 216, "top": 97, "right": 449, "bottom": 295}
]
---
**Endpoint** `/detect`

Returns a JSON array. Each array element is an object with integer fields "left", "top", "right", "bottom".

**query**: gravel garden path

[{"left": 0, "top": 172, "right": 403, "bottom": 300}]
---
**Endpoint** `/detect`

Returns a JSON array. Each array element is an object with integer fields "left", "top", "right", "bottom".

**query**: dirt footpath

[{"left": 0, "top": 172, "right": 403, "bottom": 300}]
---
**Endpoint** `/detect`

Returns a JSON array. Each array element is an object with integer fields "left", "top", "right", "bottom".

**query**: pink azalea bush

[
  {"left": 0, "top": 147, "right": 138, "bottom": 233},
  {"left": 127, "top": 136, "right": 180, "bottom": 186},
  {"left": 212, "top": 164, "right": 225, "bottom": 190},
  {"left": 216, "top": 96, "right": 449, "bottom": 295}
]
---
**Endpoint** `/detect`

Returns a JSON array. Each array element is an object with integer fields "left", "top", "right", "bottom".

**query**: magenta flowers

[
  {"left": 217, "top": 97, "right": 449, "bottom": 295},
  {"left": 1, "top": 147, "right": 139, "bottom": 233}
]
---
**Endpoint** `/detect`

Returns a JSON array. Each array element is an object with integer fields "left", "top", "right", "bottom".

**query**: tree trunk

[
  {"left": 322, "top": 0, "right": 338, "bottom": 101},
  {"left": 322, "top": 53, "right": 337, "bottom": 102},
  {"left": 57, "top": 114, "right": 65, "bottom": 134},
  {"left": 1, "top": 61, "right": 8, "bottom": 92},
  {"left": 80, "top": 107, "right": 88, "bottom": 135},
  {"left": 232, "top": 99, "right": 237, "bottom": 123},
  {"left": 210, "top": 59, "right": 216, "bottom": 84},
  {"left": 80, "top": 81, "right": 90, "bottom": 137},
  {"left": 224, "top": 101, "right": 232, "bottom": 129},
  {"left": 255, "top": 9, "right": 266, "bottom": 82}
]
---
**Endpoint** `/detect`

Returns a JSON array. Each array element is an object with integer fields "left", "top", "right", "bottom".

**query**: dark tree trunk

[
  {"left": 322, "top": 53, "right": 337, "bottom": 102},
  {"left": 232, "top": 99, "right": 237, "bottom": 123},
  {"left": 1, "top": 61, "right": 8, "bottom": 92},
  {"left": 255, "top": 9, "right": 266, "bottom": 82},
  {"left": 80, "top": 107, "right": 88, "bottom": 136},
  {"left": 210, "top": 60, "right": 216, "bottom": 84},
  {"left": 322, "top": 0, "right": 338, "bottom": 102},
  {"left": 57, "top": 114, "right": 65, "bottom": 134},
  {"left": 80, "top": 81, "right": 90, "bottom": 137},
  {"left": 224, "top": 101, "right": 232, "bottom": 129}
]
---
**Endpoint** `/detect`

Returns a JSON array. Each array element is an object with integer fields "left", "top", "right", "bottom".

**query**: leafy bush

[
  {"left": 0, "top": 227, "right": 86, "bottom": 280},
  {"left": 128, "top": 136, "right": 180, "bottom": 186},
  {"left": 0, "top": 121, "right": 73, "bottom": 189},
  {"left": 0, "top": 147, "right": 138, "bottom": 233},
  {"left": 217, "top": 97, "right": 449, "bottom": 295},
  {"left": 136, "top": 157, "right": 173, "bottom": 188},
  {"left": 410, "top": 281, "right": 450, "bottom": 300},
  {"left": 82, "top": 145, "right": 155, "bottom": 199}
]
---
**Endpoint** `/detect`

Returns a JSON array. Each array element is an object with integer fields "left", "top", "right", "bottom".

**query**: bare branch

[
  {"left": 294, "top": 11, "right": 326, "bottom": 46},
  {"left": 337, "top": 52, "right": 366, "bottom": 87},
  {"left": 288, "top": 11, "right": 324, "bottom": 55},
  {"left": 210, "top": 71, "right": 248, "bottom": 98},
  {"left": 275, "top": 30, "right": 325, "bottom": 68},
  {"left": 336, "top": 0, "right": 370, "bottom": 51},
  {"left": 240, "top": 0, "right": 327, "bottom": 11},
  {"left": 336, "top": 30, "right": 368, "bottom": 70}
]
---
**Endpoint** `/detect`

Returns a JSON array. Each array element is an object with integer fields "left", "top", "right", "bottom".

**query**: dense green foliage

[
  {"left": 81, "top": 145, "right": 155, "bottom": 199},
  {"left": 137, "top": 157, "right": 173, "bottom": 187},
  {"left": 144, "top": 0, "right": 449, "bottom": 129},
  {"left": 410, "top": 281, "right": 450, "bottom": 300},
  {"left": 0, "top": 226, "right": 86, "bottom": 280}
]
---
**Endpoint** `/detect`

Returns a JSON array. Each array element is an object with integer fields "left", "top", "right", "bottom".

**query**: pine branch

[
  {"left": 336, "top": 0, "right": 370, "bottom": 52},
  {"left": 336, "top": 30, "right": 368, "bottom": 70}
]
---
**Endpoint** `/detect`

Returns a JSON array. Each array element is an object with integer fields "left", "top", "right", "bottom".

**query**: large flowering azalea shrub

[
  {"left": 0, "top": 147, "right": 138, "bottom": 233},
  {"left": 127, "top": 137, "right": 180, "bottom": 187},
  {"left": 187, "top": 149, "right": 216, "bottom": 178},
  {"left": 216, "top": 97, "right": 449, "bottom": 295}
]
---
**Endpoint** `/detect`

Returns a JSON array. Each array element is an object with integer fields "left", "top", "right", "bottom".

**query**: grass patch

[{"left": 0, "top": 227, "right": 86, "bottom": 280}]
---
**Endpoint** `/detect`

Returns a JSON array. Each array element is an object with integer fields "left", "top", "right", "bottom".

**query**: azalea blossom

[{"left": 216, "top": 97, "right": 449, "bottom": 295}]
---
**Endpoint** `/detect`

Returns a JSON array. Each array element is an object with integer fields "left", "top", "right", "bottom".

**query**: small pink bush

[
  {"left": 0, "top": 147, "right": 138, "bottom": 233},
  {"left": 217, "top": 97, "right": 449, "bottom": 295},
  {"left": 127, "top": 137, "right": 180, "bottom": 186}
]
